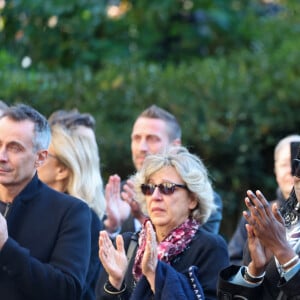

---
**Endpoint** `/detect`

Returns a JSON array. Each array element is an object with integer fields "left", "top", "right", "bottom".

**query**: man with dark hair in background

[{"left": 104, "top": 104, "right": 223, "bottom": 236}]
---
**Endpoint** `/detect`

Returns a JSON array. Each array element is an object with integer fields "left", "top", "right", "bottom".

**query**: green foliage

[
  {"left": 1, "top": 0, "right": 108, "bottom": 69},
  {"left": 2, "top": 30, "right": 300, "bottom": 238},
  {"left": 1, "top": 1, "right": 300, "bottom": 239},
  {"left": 1, "top": 0, "right": 289, "bottom": 68}
]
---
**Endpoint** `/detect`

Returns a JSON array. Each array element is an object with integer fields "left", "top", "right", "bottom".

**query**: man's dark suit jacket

[{"left": 0, "top": 173, "right": 91, "bottom": 300}]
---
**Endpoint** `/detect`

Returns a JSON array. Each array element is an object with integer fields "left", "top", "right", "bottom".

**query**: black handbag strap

[{"left": 126, "top": 232, "right": 138, "bottom": 262}]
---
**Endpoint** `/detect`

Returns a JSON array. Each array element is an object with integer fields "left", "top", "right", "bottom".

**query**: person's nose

[
  {"left": 151, "top": 186, "right": 163, "bottom": 200},
  {"left": 138, "top": 138, "right": 149, "bottom": 152},
  {"left": 0, "top": 147, "right": 8, "bottom": 162}
]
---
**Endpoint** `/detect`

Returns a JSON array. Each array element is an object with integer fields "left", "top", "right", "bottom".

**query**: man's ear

[
  {"left": 172, "top": 138, "right": 181, "bottom": 147},
  {"left": 35, "top": 150, "right": 48, "bottom": 168}
]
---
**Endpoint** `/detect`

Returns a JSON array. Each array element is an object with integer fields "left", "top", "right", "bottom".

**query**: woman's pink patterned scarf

[{"left": 132, "top": 218, "right": 200, "bottom": 281}]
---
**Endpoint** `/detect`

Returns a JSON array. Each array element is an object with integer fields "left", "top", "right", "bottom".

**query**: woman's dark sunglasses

[
  {"left": 141, "top": 182, "right": 188, "bottom": 196},
  {"left": 292, "top": 159, "right": 300, "bottom": 178}
]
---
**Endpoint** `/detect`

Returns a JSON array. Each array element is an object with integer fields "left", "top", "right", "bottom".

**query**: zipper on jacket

[{"left": 3, "top": 203, "right": 10, "bottom": 218}]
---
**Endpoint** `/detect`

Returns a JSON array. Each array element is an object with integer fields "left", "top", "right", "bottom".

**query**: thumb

[
  {"left": 245, "top": 223, "right": 255, "bottom": 239},
  {"left": 272, "top": 203, "right": 285, "bottom": 225}
]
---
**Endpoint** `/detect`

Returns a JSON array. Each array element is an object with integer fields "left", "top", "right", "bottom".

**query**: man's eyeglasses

[
  {"left": 141, "top": 182, "right": 188, "bottom": 196},
  {"left": 292, "top": 159, "right": 300, "bottom": 178}
]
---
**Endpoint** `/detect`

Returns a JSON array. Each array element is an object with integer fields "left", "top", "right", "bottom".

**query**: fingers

[
  {"left": 243, "top": 210, "right": 258, "bottom": 231},
  {"left": 244, "top": 190, "right": 284, "bottom": 243},
  {"left": 112, "top": 175, "right": 121, "bottom": 196},
  {"left": 144, "top": 222, "right": 154, "bottom": 254},
  {"left": 255, "top": 190, "right": 271, "bottom": 211},
  {"left": 243, "top": 210, "right": 251, "bottom": 223},
  {"left": 245, "top": 190, "right": 271, "bottom": 218},
  {"left": 109, "top": 174, "right": 121, "bottom": 184},
  {"left": 99, "top": 230, "right": 112, "bottom": 262},
  {"left": 115, "top": 234, "right": 125, "bottom": 253},
  {"left": 245, "top": 190, "right": 267, "bottom": 207},
  {"left": 122, "top": 182, "right": 135, "bottom": 206},
  {"left": 272, "top": 202, "right": 285, "bottom": 225},
  {"left": 99, "top": 230, "right": 107, "bottom": 245},
  {"left": 122, "top": 193, "right": 142, "bottom": 217},
  {"left": 99, "top": 231, "right": 111, "bottom": 249},
  {"left": 121, "top": 191, "right": 134, "bottom": 205},
  {"left": 105, "top": 178, "right": 114, "bottom": 204},
  {"left": 106, "top": 175, "right": 121, "bottom": 198},
  {"left": 146, "top": 221, "right": 155, "bottom": 242},
  {"left": 142, "top": 221, "right": 157, "bottom": 272},
  {"left": 124, "top": 179, "right": 134, "bottom": 190},
  {"left": 245, "top": 223, "right": 255, "bottom": 238},
  {"left": 99, "top": 232, "right": 123, "bottom": 261},
  {"left": 146, "top": 222, "right": 157, "bottom": 257}
]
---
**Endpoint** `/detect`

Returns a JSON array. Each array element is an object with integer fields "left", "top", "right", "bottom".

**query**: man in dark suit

[
  {"left": 0, "top": 104, "right": 91, "bottom": 300},
  {"left": 104, "top": 105, "right": 222, "bottom": 235}
]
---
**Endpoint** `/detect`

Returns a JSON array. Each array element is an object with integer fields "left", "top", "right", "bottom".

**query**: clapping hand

[
  {"left": 104, "top": 175, "right": 131, "bottom": 233},
  {"left": 98, "top": 230, "right": 128, "bottom": 290},
  {"left": 141, "top": 221, "right": 158, "bottom": 292},
  {"left": 122, "top": 178, "right": 147, "bottom": 224},
  {"left": 243, "top": 190, "right": 294, "bottom": 274}
]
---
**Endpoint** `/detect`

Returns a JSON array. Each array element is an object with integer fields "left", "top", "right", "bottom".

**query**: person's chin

[{"left": 134, "top": 160, "right": 144, "bottom": 171}]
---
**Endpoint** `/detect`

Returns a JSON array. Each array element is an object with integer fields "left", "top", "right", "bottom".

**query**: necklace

[{"left": 280, "top": 189, "right": 300, "bottom": 228}]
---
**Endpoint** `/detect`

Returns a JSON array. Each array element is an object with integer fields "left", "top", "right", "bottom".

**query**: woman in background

[{"left": 38, "top": 119, "right": 105, "bottom": 300}]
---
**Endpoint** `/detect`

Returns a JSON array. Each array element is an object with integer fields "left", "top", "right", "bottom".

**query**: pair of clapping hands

[
  {"left": 104, "top": 174, "right": 145, "bottom": 233},
  {"left": 99, "top": 221, "right": 157, "bottom": 292},
  {"left": 243, "top": 190, "right": 298, "bottom": 277}
]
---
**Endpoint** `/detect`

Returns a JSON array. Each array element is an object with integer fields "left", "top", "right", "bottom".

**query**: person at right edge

[
  {"left": 228, "top": 134, "right": 300, "bottom": 265},
  {"left": 217, "top": 147, "right": 300, "bottom": 299}
]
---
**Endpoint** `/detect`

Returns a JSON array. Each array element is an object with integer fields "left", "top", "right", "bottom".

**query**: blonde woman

[
  {"left": 38, "top": 123, "right": 105, "bottom": 300},
  {"left": 97, "top": 146, "right": 229, "bottom": 300}
]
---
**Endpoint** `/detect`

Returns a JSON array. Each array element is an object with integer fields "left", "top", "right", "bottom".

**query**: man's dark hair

[
  {"left": 48, "top": 109, "right": 95, "bottom": 130},
  {"left": 138, "top": 105, "right": 181, "bottom": 141}
]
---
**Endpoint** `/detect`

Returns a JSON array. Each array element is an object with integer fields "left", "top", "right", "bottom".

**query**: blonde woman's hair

[
  {"left": 133, "top": 146, "right": 215, "bottom": 224},
  {"left": 51, "top": 124, "right": 105, "bottom": 219}
]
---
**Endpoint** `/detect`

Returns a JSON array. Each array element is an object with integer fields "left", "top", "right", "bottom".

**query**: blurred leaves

[
  {"left": 1, "top": 0, "right": 300, "bottom": 238},
  {"left": 1, "top": 0, "right": 293, "bottom": 68}
]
